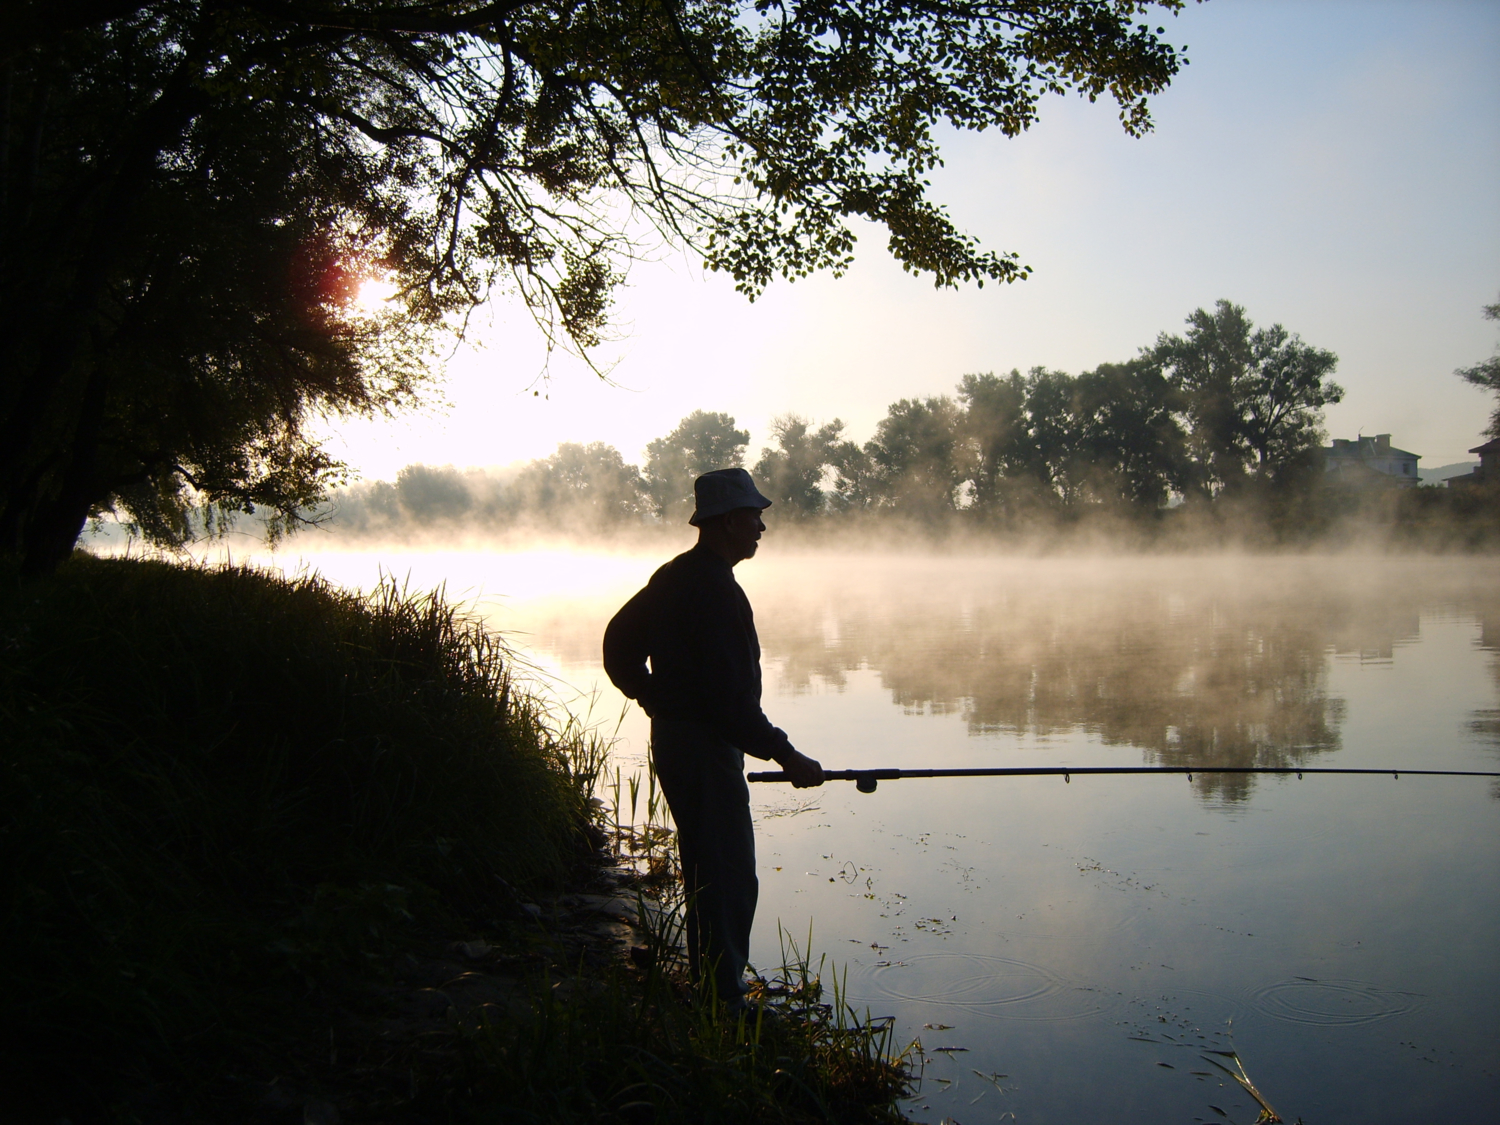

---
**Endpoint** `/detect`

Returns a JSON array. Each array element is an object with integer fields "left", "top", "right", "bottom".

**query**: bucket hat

[{"left": 688, "top": 468, "right": 772, "bottom": 526}]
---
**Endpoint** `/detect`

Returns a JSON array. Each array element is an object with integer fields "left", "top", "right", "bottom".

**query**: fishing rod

[{"left": 748, "top": 765, "right": 1500, "bottom": 793}]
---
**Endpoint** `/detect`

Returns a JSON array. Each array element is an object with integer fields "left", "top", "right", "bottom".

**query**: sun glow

[{"left": 354, "top": 275, "right": 399, "bottom": 312}]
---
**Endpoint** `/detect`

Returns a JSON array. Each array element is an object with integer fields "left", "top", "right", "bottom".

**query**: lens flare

[{"left": 354, "top": 275, "right": 399, "bottom": 312}]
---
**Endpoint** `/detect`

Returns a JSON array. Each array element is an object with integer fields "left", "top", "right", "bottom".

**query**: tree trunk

[
  {"left": 18, "top": 492, "right": 93, "bottom": 576},
  {"left": 0, "top": 68, "right": 208, "bottom": 575}
]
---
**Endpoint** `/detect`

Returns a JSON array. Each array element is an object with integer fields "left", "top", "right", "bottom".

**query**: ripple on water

[
  {"left": 1125, "top": 984, "right": 1252, "bottom": 1028},
  {"left": 854, "top": 953, "right": 1120, "bottom": 1022},
  {"left": 1246, "top": 977, "right": 1424, "bottom": 1027}
]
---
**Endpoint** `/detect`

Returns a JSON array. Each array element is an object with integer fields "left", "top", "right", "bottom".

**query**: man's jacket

[{"left": 602, "top": 544, "right": 791, "bottom": 760}]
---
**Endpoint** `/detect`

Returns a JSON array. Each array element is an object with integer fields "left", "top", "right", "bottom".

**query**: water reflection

[
  {"left": 765, "top": 591, "right": 1347, "bottom": 802},
  {"left": 251, "top": 547, "right": 1500, "bottom": 1120},
  {"left": 1473, "top": 605, "right": 1500, "bottom": 798},
  {"left": 257, "top": 548, "right": 1500, "bottom": 805},
  {"left": 746, "top": 557, "right": 1498, "bottom": 802}
]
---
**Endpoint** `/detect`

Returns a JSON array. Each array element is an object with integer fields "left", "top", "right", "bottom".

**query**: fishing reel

[{"left": 855, "top": 773, "right": 879, "bottom": 793}]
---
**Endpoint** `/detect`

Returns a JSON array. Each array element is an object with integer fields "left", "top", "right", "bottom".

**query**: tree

[
  {"left": 1016, "top": 367, "right": 1082, "bottom": 503},
  {"left": 350, "top": 479, "right": 405, "bottom": 530},
  {"left": 1238, "top": 324, "right": 1342, "bottom": 479},
  {"left": 957, "top": 367, "right": 1084, "bottom": 518},
  {"left": 510, "top": 442, "right": 648, "bottom": 525},
  {"left": 827, "top": 439, "right": 880, "bottom": 513},
  {"left": 394, "top": 464, "right": 473, "bottom": 524},
  {"left": 1152, "top": 300, "right": 1341, "bottom": 497},
  {"left": 1151, "top": 302, "right": 1254, "bottom": 496},
  {"left": 752, "top": 414, "right": 844, "bottom": 519},
  {"left": 2, "top": 1, "right": 1194, "bottom": 572},
  {"left": 864, "top": 395, "right": 965, "bottom": 516},
  {"left": 1071, "top": 357, "right": 1187, "bottom": 509},
  {"left": 957, "top": 371, "right": 1032, "bottom": 518},
  {"left": 643, "top": 410, "right": 748, "bottom": 520},
  {"left": 1455, "top": 301, "right": 1500, "bottom": 441}
]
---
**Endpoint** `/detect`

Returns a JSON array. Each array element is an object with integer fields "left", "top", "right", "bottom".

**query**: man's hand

[{"left": 776, "top": 748, "right": 824, "bottom": 788}]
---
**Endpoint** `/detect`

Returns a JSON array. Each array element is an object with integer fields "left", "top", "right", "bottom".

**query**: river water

[{"left": 252, "top": 545, "right": 1500, "bottom": 1123}]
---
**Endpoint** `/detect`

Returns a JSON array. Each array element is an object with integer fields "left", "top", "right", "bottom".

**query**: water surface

[{"left": 262, "top": 547, "right": 1500, "bottom": 1122}]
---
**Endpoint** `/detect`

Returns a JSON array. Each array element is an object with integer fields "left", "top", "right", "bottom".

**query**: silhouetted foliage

[
  {"left": 826, "top": 439, "right": 878, "bottom": 513},
  {"left": 644, "top": 410, "right": 750, "bottom": 521},
  {"left": 956, "top": 371, "right": 1031, "bottom": 520},
  {"left": 1455, "top": 301, "right": 1500, "bottom": 440},
  {"left": 1, "top": 0, "right": 1194, "bottom": 573},
  {"left": 865, "top": 396, "right": 966, "bottom": 517},
  {"left": 1152, "top": 300, "right": 1343, "bottom": 499},
  {"left": 324, "top": 445, "right": 650, "bottom": 534},
  {"left": 396, "top": 464, "right": 474, "bottom": 524},
  {"left": 825, "top": 301, "right": 1340, "bottom": 531},
  {"left": 951, "top": 363, "right": 1187, "bottom": 523},
  {"left": 753, "top": 414, "right": 846, "bottom": 519},
  {"left": 1071, "top": 358, "right": 1189, "bottom": 510},
  {"left": 0, "top": 555, "right": 597, "bottom": 1114},
  {"left": 1389, "top": 475, "right": 1500, "bottom": 548},
  {"left": 510, "top": 441, "right": 650, "bottom": 524},
  {"left": 248, "top": 299, "right": 1373, "bottom": 542}
]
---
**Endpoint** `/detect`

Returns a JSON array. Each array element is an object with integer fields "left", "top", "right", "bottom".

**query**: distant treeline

[{"left": 315, "top": 299, "right": 1493, "bottom": 543}]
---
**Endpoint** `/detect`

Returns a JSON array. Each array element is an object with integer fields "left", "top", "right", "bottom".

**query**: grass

[
  {"left": 0, "top": 553, "right": 599, "bottom": 1116},
  {"left": 0, "top": 553, "right": 913, "bottom": 1122},
  {"left": 451, "top": 925, "right": 915, "bottom": 1125}
]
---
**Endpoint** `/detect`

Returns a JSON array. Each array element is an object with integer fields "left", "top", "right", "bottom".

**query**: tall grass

[
  {"left": 270, "top": 756, "right": 917, "bottom": 1123},
  {"left": 0, "top": 554, "right": 601, "bottom": 1114},
  {"left": 480, "top": 763, "right": 915, "bottom": 1125},
  {"left": 456, "top": 901, "right": 916, "bottom": 1124}
]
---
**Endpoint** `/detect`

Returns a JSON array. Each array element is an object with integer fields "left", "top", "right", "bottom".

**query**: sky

[{"left": 319, "top": 0, "right": 1500, "bottom": 481}]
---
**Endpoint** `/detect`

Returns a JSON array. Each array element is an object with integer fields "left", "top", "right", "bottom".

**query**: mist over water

[{"left": 212, "top": 540, "right": 1500, "bottom": 1119}]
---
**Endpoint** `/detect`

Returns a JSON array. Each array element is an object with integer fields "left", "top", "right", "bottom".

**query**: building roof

[
  {"left": 1326, "top": 437, "right": 1419, "bottom": 460},
  {"left": 1470, "top": 437, "right": 1500, "bottom": 455}
]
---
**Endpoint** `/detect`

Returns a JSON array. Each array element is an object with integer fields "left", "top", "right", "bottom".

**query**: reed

[{"left": 455, "top": 896, "right": 917, "bottom": 1124}]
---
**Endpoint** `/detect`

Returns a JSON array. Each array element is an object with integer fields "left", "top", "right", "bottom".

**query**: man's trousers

[{"left": 649, "top": 717, "right": 758, "bottom": 1002}]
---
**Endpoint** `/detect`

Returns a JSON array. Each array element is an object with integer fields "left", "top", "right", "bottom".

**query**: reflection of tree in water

[
  {"left": 754, "top": 562, "right": 1481, "bottom": 804},
  {"left": 493, "top": 556, "right": 1499, "bottom": 804},
  {"left": 1471, "top": 601, "right": 1500, "bottom": 798}
]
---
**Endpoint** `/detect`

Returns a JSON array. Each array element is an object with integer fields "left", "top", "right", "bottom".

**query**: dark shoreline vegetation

[{"left": 1, "top": 555, "right": 913, "bottom": 1123}]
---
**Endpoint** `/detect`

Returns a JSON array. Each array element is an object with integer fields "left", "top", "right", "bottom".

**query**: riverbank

[{"left": 0, "top": 555, "right": 911, "bottom": 1123}]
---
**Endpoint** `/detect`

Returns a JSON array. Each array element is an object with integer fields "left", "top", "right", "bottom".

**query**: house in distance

[
  {"left": 1324, "top": 434, "right": 1421, "bottom": 487},
  {"left": 1444, "top": 438, "right": 1500, "bottom": 489}
]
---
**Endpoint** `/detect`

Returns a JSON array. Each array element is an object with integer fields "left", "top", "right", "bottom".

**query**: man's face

[{"left": 723, "top": 506, "right": 766, "bottom": 562}]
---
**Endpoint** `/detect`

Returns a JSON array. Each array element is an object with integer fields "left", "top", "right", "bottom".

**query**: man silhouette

[{"left": 603, "top": 467, "right": 823, "bottom": 1006}]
